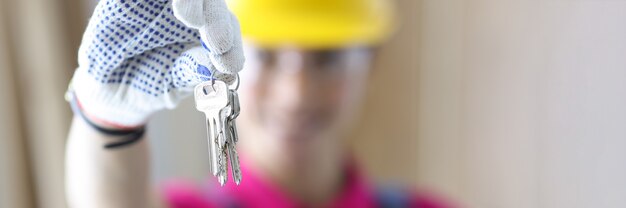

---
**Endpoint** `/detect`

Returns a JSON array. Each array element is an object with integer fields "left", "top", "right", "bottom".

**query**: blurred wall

[
  {"left": 414, "top": 1, "right": 626, "bottom": 207},
  {"left": 0, "top": 2, "right": 34, "bottom": 207},
  {"left": 0, "top": 0, "right": 84, "bottom": 206}
]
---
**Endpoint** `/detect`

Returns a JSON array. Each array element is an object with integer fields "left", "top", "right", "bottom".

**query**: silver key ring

[
  {"left": 230, "top": 73, "right": 240, "bottom": 91},
  {"left": 207, "top": 71, "right": 239, "bottom": 92},
  {"left": 209, "top": 69, "right": 216, "bottom": 92},
  {"left": 198, "top": 69, "right": 217, "bottom": 94}
]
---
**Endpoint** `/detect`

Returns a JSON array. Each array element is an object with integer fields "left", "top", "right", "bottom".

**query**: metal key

[
  {"left": 195, "top": 78, "right": 243, "bottom": 186},
  {"left": 226, "top": 89, "right": 242, "bottom": 184},
  {"left": 194, "top": 81, "right": 230, "bottom": 180},
  {"left": 229, "top": 89, "right": 240, "bottom": 143},
  {"left": 217, "top": 100, "right": 233, "bottom": 186}
]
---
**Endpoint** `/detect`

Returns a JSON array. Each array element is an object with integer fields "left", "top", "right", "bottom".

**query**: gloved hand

[{"left": 69, "top": 0, "right": 244, "bottom": 127}]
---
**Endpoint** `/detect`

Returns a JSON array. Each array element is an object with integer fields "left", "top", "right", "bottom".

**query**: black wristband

[{"left": 68, "top": 93, "right": 146, "bottom": 149}]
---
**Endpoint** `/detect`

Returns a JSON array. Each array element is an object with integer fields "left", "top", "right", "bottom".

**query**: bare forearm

[{"left": 65, "top": 116, "right": 155, "bottom": 208}]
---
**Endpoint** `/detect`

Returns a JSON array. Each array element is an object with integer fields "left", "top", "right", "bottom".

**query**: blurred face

[{"left": 238, "top": 42, "right": 373, "bottom": 144}]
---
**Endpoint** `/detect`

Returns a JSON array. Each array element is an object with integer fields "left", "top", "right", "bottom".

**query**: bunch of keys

[{"left": 194, "top": 77, "right": 241, "bottom": 186}]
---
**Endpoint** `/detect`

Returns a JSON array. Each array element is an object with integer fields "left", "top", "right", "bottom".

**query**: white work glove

[{"left": 70, "top": 0, "right": 244, "bottom": 127}]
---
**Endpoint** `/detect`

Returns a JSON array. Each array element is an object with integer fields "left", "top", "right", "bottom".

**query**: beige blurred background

[{"left": 2, "top": 0, "right": 626, "bottom": 208}]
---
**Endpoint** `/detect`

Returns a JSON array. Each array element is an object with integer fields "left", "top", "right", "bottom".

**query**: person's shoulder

[
  {"left": 375, "top": 185, "right": 458, "bottom": 208},
  {"left": 410, "top": 189, "right": 458, "bottom": 208},
  {"left": 160, "top": 179, "right": 223, "bottom": 208}
]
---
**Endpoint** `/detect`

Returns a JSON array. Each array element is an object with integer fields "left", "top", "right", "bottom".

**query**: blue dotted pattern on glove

[{"left": 82, "top": 0, "right": 211, "bottom": 97}]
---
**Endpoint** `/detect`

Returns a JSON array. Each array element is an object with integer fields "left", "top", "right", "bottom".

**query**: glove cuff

[{"left": 70, "top": 69, "right": 166, "bottom": 127}]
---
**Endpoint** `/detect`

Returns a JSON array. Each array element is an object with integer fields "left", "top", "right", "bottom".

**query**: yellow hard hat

[{"left": 226, "top": 0, "right": 395, "bottom": 49}]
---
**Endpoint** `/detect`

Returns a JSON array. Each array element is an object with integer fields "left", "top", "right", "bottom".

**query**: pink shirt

[{"left": 163, "top": 160, "right": 454, "bottom": 208}]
